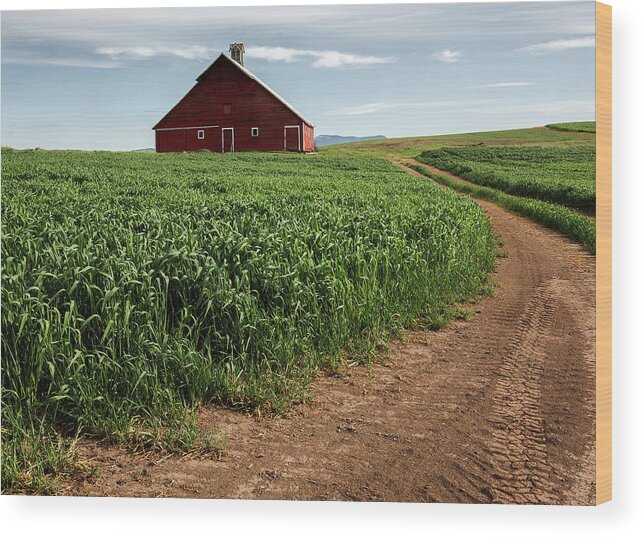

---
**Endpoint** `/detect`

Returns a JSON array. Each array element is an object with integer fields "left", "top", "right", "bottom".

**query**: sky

[{"left": 1, "top": 1, "right": 596, "bottom": 151}]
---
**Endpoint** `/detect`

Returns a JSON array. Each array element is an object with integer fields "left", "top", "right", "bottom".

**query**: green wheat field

[{"left": 1, "top": 123, "right": 595, "bottom": 493}]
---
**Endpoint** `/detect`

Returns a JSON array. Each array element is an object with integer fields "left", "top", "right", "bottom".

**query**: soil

[{"left": 64, "top": 160, "right": 596, "bottom": 504}]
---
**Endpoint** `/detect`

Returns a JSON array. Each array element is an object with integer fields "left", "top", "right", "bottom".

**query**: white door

[{"left": 222, "top": 128, "right": 235, "bottom": 153}]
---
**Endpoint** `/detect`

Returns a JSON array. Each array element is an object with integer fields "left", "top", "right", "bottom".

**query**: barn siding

[
  {"left": 156, "top": 130, "right": 185, "bottom": 153},
  {"left": 303, "top": 123, "right": 315, "bottom": 152},
  {"left": 154, "top": 56, "right": 314, "bottom": 153}
]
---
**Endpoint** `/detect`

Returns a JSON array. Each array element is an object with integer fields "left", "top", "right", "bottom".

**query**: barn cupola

[{"left": 229, "top": 43, "right": 245, "bottom": 66}]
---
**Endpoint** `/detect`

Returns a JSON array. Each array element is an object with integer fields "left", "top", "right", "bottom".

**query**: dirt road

[{"left": 68, "top": 161, "right": 596, "bottom": 504}]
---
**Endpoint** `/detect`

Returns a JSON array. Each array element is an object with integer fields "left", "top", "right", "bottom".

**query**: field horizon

[{"left": 1, "top": 121, "right": 595, "bottom": 154}]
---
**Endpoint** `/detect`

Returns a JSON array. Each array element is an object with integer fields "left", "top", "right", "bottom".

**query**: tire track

[{"left": 486, "top": 284, "right": 557, "bottom": 503}]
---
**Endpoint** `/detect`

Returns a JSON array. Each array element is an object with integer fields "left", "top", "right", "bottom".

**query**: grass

[
  {"left": 546, "top": 121, "right": 596, "bottom": 134},
  {"left": 1, "top": 148, "right": 498, "bottom": 493},
  {"left": 407, "top": 163, "right": 596, "bottom": 254},
  {"left": 416, "top": 145, "right": 596, "bottom": 210},
  {"left": 1, "top": 412, "right": 81, "bottom": 495}
]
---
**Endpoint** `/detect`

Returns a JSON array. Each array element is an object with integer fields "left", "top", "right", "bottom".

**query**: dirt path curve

[{"left": 68, "top": 160, "right": 596, "bottom": 504}]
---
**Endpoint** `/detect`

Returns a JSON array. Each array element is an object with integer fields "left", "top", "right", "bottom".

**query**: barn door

[
  {"left": 284, "top": 126, "right": 300, "bottom": 152},
  {"left": 222, "top": 128, "right": 234, "bottom": 153}
]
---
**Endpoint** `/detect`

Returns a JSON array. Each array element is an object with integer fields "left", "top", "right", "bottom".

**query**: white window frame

[
  {"left": 283, "top": 125, "right": 301, "bottom": 151},
  {"left": 197, "top": 129, "right": 205, "bottom": 140},
  {"left": 251, "top": 127, "right": 259, "bottom": 137}
]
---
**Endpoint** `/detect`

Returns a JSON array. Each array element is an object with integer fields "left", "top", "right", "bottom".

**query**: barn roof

[
  {"left": 195, "top": 53, "right": 314, "bottom": 127},
  {"left": 154, "top": 52, "right": 314, "bottom": 130}
]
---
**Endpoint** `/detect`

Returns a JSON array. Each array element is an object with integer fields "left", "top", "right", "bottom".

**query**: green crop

[
  {"left": 407, "top": 163, "right": 595, "bottom": 253},
  {"left": 417, "top": 145, "right": 596, "bottom": 210},
  {"left": 1, "top": 149, "right": 497, "bottom": 493}
]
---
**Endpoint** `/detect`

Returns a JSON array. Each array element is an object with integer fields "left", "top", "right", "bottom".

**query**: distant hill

[
  {"left": 314, "top": 135, "right": 386, "bottom": 147},
  {"left": 131, "top": 148, "right": 155, "bottom": 152}
]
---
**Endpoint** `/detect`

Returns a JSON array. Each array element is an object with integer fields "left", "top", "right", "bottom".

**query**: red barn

[{"left": 153, "top": 43, "right": 315, "bottom": 153}]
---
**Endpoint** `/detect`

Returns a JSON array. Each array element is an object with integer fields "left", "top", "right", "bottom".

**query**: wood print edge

[{"left": 595, "top": 0, "right": 612, "bottom": 506}]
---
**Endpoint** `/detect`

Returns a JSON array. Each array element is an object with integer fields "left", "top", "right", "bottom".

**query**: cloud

[
  {"left": 311, "top": 51, "right": 391, "bottom": 68},
  {"left": 92, "top": 44, "right": 391, "bottom": 68},
  {"left": 478, "top": 82, "right": 534, "bottom": 88},
  {"left": 518, "top": 36, "right": 595, "bottom": 54},
  {"left": 432, "top": 49, "right": 462, "bottom": 63},
  {"left": 245, "top": 46, "right": 302, "bottom": 63},
  {"left": 95, "top": 45, "right": 211, "bottom": 60},
  {"left": 334, "top": 100, "right": 478, "bottom": 116},
  {"left": 334, "top": 102, "right": 400, "bottom": 116},
  {"left": 330, "top": 99, "right": 595, "bottom": 137},
  {"left": 245, "top": 46, "right": 392, "bottom": 68},
  {"left": 2, "top": 56, "right": 121, "bottom": 69}
]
